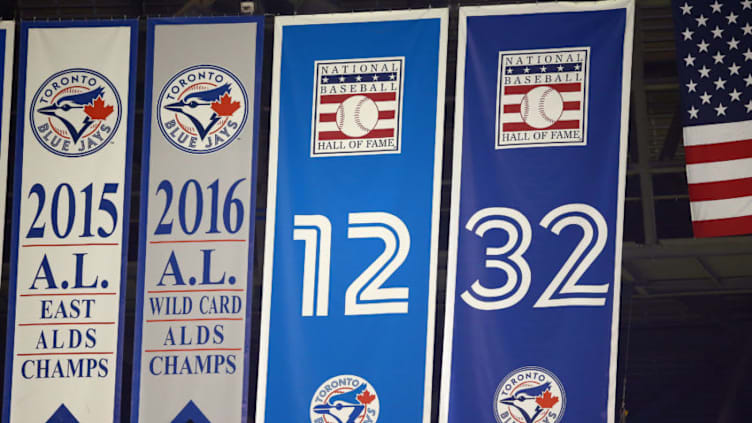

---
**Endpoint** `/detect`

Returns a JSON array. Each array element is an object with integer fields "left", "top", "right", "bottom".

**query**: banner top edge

[
  {"left": 459, "top": 0, "right": 633, "bottom": 17},
  {"left": 147, "top": 15, "right": 264, "bottom": 26},
  {"left": 20, "top": 18, "right": 139, "bottom": 29},
  {"left": 275, "top": 8, "right": 448, "bottom": 27}
]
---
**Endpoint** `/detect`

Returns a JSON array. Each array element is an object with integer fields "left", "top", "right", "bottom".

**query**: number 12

[{"left": 293, "top": 212, "right": 410, "bottom": 317}]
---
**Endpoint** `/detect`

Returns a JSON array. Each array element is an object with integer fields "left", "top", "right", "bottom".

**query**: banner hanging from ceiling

[
  {"left": 0, "top": 21, "right": 15, "bottom": 289},
  {"left": 256, "top": 10, "right": 448, "bottom": 423},
  {"left": 440, "top": 2, "right": 633, "bottom": 423},
  {"left": 3, "top": 20, "right": 138, "bottom": 423},
  {"left": 130, "top": 16, "right": 264, "bottom": 423}
]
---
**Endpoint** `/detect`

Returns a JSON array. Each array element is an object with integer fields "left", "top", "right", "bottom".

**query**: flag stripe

[
  {"left": 683, "top": 121, "right": 752, "bottom": 146},
  {"left": 692, "top": 214, "right": 752, "bottom": 238},
  {"left": 690, "top": 195, "right": 752, "bottom": 221},
  {"left": 503, "top": 82, "right": 581, "bottom": 95},
  {"left": 689, "top": 177, "right": 752, "bottom": 201},
  {"left": 503, "top": 101, "right": 580, "bottom": 114},
  {"left": 686, "top": 157, "right": 752, "bottom": 184},
  {"left": 503, "top": 120, "right": 580, "bottom": 131},
  {"left": 320, "top": 92, "right": 397, "bottom": 104},
  {"left": 318, "top": 110, "right": 396, "bottom": 123},
  {"left": 684, "top": 138, "right": 752, "bottom": 164},
  {"left": 318, "top": 128, "right": 395, "bottom": 140},
  {"left": 317, "top": 120, "right": 395, "bottom": 132},
  {"left": 319, "top": 113, "right": 336, "bottom": 122},
  {"left": 563, "top": 101, "right": 581, "bottom": 111}
]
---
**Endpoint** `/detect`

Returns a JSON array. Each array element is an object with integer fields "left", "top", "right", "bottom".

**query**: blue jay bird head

[
  {"left": 312, "top": 384, "right": 368, "bottom": 423},
  {"left": 164, "top": 83, "right": 232, "bottom": 140},
  {"left": 37, "top": 87, "right": 106, "bottom": 143},
  {"left": 499, "top": 382, "right": 554, "bottom": 423}
]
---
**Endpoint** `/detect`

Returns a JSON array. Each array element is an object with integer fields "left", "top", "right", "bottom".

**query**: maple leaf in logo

[
  {"left": 211, "top": 93, "right": 240, "bottom": 117},
  {"left": 357, "top": 390, "right": 376, "bottom": 405},
  {"left": 535, "top": 390, "right": 559, "bottom": 409},
  {"left": 84, "top": 96, "right": 114, "bottom": 120}
]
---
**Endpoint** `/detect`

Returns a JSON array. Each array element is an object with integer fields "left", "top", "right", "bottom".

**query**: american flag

[{"left": 673, "top": 0, "right": 752, "bottom": 237}]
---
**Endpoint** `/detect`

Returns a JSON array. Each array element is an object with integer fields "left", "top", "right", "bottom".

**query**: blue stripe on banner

[
  {"left": 257, "top": 10, "right": 447, "bottom": 423},
  {"left": 131, "top": 16, "right": 263, "bottom": 423},
  {"left": 441, "top": 3, "right": 633, "bottom": 423},
  {"left": 3, "top": 20, "right": 138, "bottom": 423}
]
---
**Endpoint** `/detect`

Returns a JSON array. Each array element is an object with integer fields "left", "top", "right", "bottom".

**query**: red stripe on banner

[
  {"left": 318, "top": 128, "right": 395, "bottom": 140},
  {"left": 688, "top": 177, "right": 752, "bottom": 201},
  {"left": 147, "top": 289, "right": 244, "bottom": 294},
  {"left": 144, "top": 348, "right": 242, "bottom": 353},
  {"left": 146, "top": 318, "right": 243, "bottom": 323},
  {"left": 503, "top": 120, "right": 580, "bottom": 131},
  {"left": 379, "top": 110, "right": 396, "bottom": 119},
  {"left": 693, "top": 214, "right": 752, "bottom": 237},
  {"left": 22, "top": 242, "right": 119, "bottom": 247},
  {"left": 503, "top": 83, "right": 582, "bottom": 95},
  {"left": 684, "top": 139, "right": 752, "bottom": 164},
  {"left": 149, "top": 239, "right": 246, "bottom": 244},
  {"left": 320, "top": 113, "right": 337, "bottom": 122},
  {"left": 20, "top": 292, "right": 116, "bottom": 297},
  {"left": 19, "top": 322, "right": 115, "bottom": 326},
  {"left": 17, "top": 352, "right": 113, "bottom": 356},
  {"left": 503, "top": 102, "right": 580, "bottom": 114},
  {"left": 320, "top": 92, "right": 397, "bottom": 104}
]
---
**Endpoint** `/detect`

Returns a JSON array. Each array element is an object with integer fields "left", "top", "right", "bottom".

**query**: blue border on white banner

[
  {"left": 130, "top": 15, "right": 264, "bottom": 422},
  {"left": 2, "top": 19, "right": 139, "bottom": 423}
]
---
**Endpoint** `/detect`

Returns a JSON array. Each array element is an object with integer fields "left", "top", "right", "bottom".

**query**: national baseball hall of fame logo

[
  {"left": 311, "top": 57, "right": 404, "bottom": 157},
  {"left": 496, "top": 47, "right": 589, "bottom": 149},
  {"left": 157, "top": 64, "right": 248, "bottom": 154},
  {"left": 494, "top": 366, "right": 566, "bottom": 423},
  {"left": 30, "top": 68, "right": 122, "bottom": 157},
  {"left": 310, "top": 374, "right": 380, "bottom": 423}
]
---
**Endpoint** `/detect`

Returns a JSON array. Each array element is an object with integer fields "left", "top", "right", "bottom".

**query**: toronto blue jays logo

[
  {"left": 310, "top": 375, "right": 380, "bottom": 423},
  {"left": 494, "top": 366, "right": 566, "bottom": 423},
  {"left": 30, "top": 68, "right": 122, "bottom": 157},
  {"left": 157, "top": 64, "right": 248, "bottom": 154}
]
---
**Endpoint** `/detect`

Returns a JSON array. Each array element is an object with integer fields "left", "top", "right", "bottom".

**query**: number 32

[{"left": 461, "top": 203, "right": 609, "bottom": 310}]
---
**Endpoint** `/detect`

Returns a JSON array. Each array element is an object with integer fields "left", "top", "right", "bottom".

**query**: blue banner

[
  {"left": 256, "top": 10, "right": 447, "bottom": 423},
  {"left": 4, "top": 20, "right": 138, "bottom": 422},
  {"left": 131, "top": 17, "right": 263, "bottom": 423},
  {"left": 440, "top": 2, "right": 633, "bottom": 423}
]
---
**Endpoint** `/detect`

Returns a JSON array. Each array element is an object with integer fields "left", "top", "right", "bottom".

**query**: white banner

[
  {"left": 3, "top": 21, "right": 138, "bottom": 423},
  {"left": 131, "top": 17, "right": 264, "bottom": 423}
]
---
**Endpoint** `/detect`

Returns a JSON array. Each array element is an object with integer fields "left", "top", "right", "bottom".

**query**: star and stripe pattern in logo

[
  {"left": 496, "top": 47, "right": 589, "bottom": 148},
  {"left": 312, "top": 58, "right": 404, "bottom": 156}
]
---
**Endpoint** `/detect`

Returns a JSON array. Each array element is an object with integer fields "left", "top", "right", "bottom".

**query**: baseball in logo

[
  {"left": 157, "top": 64, "right": 248, "bottom": 154},
  {"left": 496, "top": 47, "right": 589, "bottom": 149},
  {"left": 311, "top": 57, "right": 404, "bottom": 157},
  {"left": 494, "top": 366, "right": 566, "bottom": 423},
  {"left": 30, "top": 68, "right": 122, "bottom": 157},
  {"left": 310, "top": 374, "right": 380, "bottom": 423}
]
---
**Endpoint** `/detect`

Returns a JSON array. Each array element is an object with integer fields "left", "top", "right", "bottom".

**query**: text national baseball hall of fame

[
  {"left": 312, "top": 57, "right": 404, "bottom": 156},
  {"left": 496, "top": 47, "right": 590, "bottom": 149}
]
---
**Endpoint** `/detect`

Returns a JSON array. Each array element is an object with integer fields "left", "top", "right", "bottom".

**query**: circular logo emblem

[
  {"left": 157, "top": 64, "right": 248, "bottom": 154},
  {"left": 30, "top": 68, "right": 122, "bottom": 157},
  {"left": 310, "top": 374, "right": 380, "bottom": 423},
  {"left": 519, "top": 86, "right": 564, "bottom": 129},
  {"left": 494, "top": 366, "right": 566, "bottom": 423}
]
